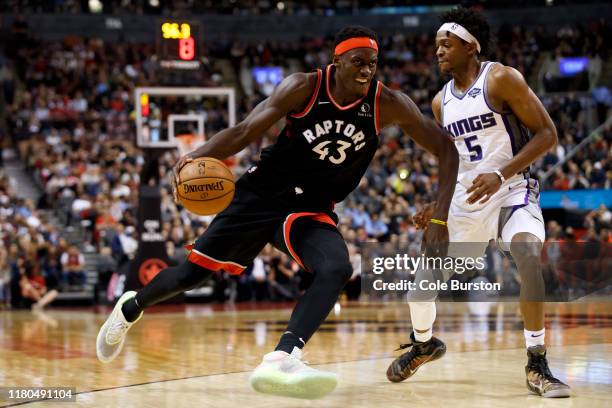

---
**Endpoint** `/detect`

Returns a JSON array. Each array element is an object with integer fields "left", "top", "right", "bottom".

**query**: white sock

[
  {"left": 413, "top": 328, "right": 432, "bottom": 342},
  {"left": 524, "top": 328, "right": 545, "bottom": 348},
  {"left": 409, "top": 301, "right": 436, "bottom": 342}
]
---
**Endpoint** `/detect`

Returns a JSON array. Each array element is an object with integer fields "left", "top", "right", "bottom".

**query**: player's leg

[
  {"left": 97, "top": 181, "right": 278, "bottom": 363},
  {"left": 500, "top": 204, "right": 571, "bottom": 397},
  {"left": 387, "top": 207, "right": 490, "bottom": 382},
  {"left": 510, "top": 232, "right": 545, "bottom": 338},
  {"left": 124, "top": 261, "right": 214, "bottom": 317},
  {"left": 275, "top": 222, "right": 351, "bottom": 352},
  {"left": 387, "top": 266, "right": 459, "bottom": 382},
  {"left": 386, "top": 299, "right": 447, "bottom": 382},
  {"left": 395, "top": 184, "right": 470, "bottom": 360},
  {"left": 96, "top": 261, "right": 214, "bottom": 363},
  {"left": 249, "top": 216, "right": 349, "bottom": 399}
]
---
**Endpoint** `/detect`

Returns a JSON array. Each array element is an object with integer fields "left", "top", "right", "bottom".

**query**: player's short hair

[
  {"left": 333, "top": 25, "right": 379, "bottom": 49},
  {"left": 440, "top": 7, "right": 490, "bottom": 55}
]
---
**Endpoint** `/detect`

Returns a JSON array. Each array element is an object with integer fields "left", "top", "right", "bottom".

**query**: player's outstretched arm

[
  {"left": 379, "top": 87, "right": 459, "bottom": 225},
  {"left": 183, "top": 72, "right": 317, "bottom": 161},
  {"left": 465, "top": 65, "right": 557, "bottom": 204}
]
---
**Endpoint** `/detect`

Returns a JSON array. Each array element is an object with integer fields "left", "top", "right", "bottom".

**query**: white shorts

[{"left": 447, "top": 174, "right": 545, "bottom": 258}]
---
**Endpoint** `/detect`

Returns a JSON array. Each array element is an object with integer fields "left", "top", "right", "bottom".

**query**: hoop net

[{"left": 175, "top": 133, "right": 205, "bottom": 157}]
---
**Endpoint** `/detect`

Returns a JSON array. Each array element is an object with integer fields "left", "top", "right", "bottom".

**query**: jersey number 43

[{"left": 313, "top": 140, "right": 352, "bottom": 164}]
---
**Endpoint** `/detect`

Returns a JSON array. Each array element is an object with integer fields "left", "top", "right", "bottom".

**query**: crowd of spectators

[
  {"left": 0, "top": 169, "right": 66, "bottom": 309},
  {"left": 539, "top": 110, "right": 611, "bottom": 190},
  {"left": 3, "top": 1, "right": 598, "bottom": 16},
  {"left": 1, "top": 15, "right": 611, "bottom": 307}
]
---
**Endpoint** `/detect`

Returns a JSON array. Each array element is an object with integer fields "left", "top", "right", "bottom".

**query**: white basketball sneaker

[
  {"left": 96, "top": 291, "right": 142, "bottom": 363},
  {"left": 249, "top": 347, "right": 338, "bottom": 399}
]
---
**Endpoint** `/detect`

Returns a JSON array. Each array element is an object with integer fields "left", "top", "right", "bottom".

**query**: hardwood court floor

[{"left": 0, "top": 301, "right": 610, "bottom": 407}]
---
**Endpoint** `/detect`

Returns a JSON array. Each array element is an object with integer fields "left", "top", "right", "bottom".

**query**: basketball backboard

[{"left": 135, "top": 87, "right": 236, "bottom": 149}]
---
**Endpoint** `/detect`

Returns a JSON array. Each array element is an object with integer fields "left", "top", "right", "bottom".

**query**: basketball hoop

[{"left": 175, "top": 133, "right": 205, "bottom": 157}]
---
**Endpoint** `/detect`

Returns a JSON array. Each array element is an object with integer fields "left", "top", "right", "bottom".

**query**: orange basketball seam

[{"left": 178, "top": 176, "right": 235, "bottom": 183}]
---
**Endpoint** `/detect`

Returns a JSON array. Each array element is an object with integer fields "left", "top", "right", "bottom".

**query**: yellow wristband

[{"left": 429, "top": 218, "right": 448, "bottom": 226}]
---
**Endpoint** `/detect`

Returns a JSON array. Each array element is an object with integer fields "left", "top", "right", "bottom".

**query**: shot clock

[{"left": 157, "top": 21, "right": 202, "bottom": 69}]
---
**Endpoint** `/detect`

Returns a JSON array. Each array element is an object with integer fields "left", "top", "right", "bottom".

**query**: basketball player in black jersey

[{"left": 97, "top": 26, "right": 459, "bottom": 399}]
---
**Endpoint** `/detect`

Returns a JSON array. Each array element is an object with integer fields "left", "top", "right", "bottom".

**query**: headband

[
  {"left": 334, "top": 37, "right": 379, "bottom": 56},
  {"left": 437, "top": 22, "right": 481, "bottom": 53}
]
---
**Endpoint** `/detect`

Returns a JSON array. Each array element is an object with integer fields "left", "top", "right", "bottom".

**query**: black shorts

[{"left": 187, "top": 178, "right": 339, "bottom": 275}]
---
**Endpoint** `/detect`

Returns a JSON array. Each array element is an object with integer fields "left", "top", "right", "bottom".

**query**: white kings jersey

[{"left": 441, "top": 61, "right": 531, "bottom": 188}]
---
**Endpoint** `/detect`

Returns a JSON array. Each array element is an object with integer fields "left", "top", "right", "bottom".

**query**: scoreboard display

[{"left": 157, "top": 21, "right": 202, "bottom": 69}]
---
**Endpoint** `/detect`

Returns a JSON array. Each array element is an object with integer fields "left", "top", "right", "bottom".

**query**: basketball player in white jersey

[{"left": 386, "top": 7, "right": 571, "bottom": 398}]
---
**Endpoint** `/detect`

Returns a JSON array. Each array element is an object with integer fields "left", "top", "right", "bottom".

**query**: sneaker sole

[
  {"left": 526, "top": 381, "right": 571, "bottom": 398},
  {"left": 96, "top": 320, "right": 125, "bottom": 363},
  {"left": 543, "top": 389, "right": 571, "bottom": 398},
  {"left": 250, "top": 370, "right": 338, "bottom": 399},
  {"left": 96, "top": 291, "right": 139, "bottom": 363}
]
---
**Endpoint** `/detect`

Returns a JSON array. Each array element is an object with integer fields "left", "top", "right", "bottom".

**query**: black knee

[{"left": 315, "top": 259, "right": 353, "bottom": 288}]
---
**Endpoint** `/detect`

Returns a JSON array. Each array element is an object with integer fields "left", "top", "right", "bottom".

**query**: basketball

[{"left": 176, "top": 157, "right": 235, "bottom": 215}]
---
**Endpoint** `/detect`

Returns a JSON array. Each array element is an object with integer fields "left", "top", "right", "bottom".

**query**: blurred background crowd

[
  {"left": 6, "top": 0, "right": 605, "bottom": 16},
  {"left": 0, "top": 1, "right": 610, "bottom": 308}
]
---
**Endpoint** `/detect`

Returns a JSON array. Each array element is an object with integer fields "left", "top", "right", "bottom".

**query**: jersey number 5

[
  {"left": 313, "top": 140, "right": 352, "bottom": 164},
  {"left": 464, "top": 135, "right": 483, "bottom": 162}
]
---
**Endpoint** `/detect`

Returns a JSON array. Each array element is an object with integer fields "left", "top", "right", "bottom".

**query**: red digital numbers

[{"left": 179, "top": 37, "right": 195, "bottom": 60}]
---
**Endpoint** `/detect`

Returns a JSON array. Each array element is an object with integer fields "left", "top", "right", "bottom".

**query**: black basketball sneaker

[
  {"left": 386, "top": 332, "right": 447, "bottom": 382},
  {"left": 525, "top": 345, "right": 571, "bottom": 397}
]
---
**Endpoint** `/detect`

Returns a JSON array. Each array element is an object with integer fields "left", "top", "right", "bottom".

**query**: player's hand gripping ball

[{"left": 173, "top": 157, "right": 235, "bottom": 215}]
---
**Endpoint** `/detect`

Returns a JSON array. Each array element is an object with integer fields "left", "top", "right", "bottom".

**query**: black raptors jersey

[{"left": 244, "top": 64, "right": 382, "bottom": 210}]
